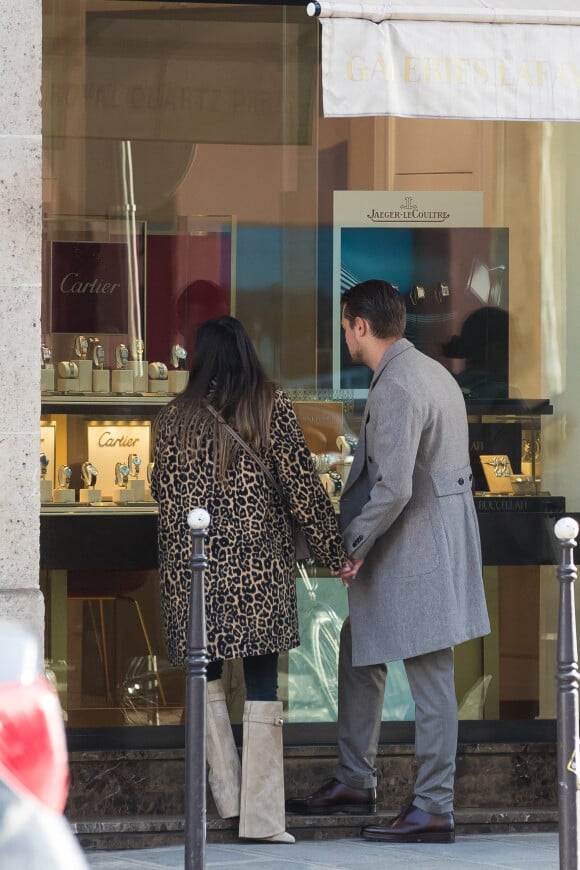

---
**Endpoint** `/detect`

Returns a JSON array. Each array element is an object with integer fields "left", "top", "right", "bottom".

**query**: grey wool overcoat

[{"left": 340, "top": 339, "right": 490, "bottom": 667}]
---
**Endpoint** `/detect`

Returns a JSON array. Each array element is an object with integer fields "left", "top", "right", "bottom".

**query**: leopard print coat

[{"left": 151, "top": 389, "right": 347, "bottom": 667}]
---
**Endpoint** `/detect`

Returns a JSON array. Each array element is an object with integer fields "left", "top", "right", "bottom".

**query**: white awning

[{"left": 307, "top": 1, "right": 580, "bottom": 120}]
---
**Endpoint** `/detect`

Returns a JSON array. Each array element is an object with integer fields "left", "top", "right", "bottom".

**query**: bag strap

[{"left": 206, "top": 404, "right": 288, "bottom": 507}]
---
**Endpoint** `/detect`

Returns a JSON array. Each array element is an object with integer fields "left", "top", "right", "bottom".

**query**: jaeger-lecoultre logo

[{"left": 367, "top": 195, "right": 450, "bottom": 224}]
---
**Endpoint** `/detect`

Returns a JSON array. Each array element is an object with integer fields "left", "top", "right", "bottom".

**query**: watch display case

[
  {"left": 41, "top": 214, "right": 235, "bottom": 402},
  {"left": 39, "top": 386, "right": 565, "bottom": 729},
  {"left": 465, "top": 398, "right": 563, "bottom": 566},
  {"left": 38, "top": 216, "right": 564, "bottom": 729}
]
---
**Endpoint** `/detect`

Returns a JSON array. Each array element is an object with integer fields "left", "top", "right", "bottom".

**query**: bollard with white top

[
  {"left": 184, "top": 508, "right": 210, "bottom": 870},
  {"left": 554, "top": 516, "right": 580, "bottom": 870}
]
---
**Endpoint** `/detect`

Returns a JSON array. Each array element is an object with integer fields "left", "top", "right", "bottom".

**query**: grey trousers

[{"left": 335, "top": 618, "right": 457, "bottom": 814}]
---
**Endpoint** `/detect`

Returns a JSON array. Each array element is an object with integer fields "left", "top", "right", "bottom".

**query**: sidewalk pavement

[{"left": 84, "top": 832, "right": 559, "bottom": 869}]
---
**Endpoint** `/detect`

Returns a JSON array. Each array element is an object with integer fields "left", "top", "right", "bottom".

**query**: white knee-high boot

[
  {"left": 206, "top": 680, "right": 241, "bottom": 818},
  {"left": 238, "top": 700, "right": 295, "bottom": 843}
]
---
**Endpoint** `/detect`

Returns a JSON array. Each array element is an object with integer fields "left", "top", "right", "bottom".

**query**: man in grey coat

[{"left": 286, "top": 279, "right": 490, "bottom": 843}]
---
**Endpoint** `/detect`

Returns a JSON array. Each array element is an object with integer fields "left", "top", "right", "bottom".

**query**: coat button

[
  {"left": 458, "top": 477, "right": 464, "bottom": 485},
  {"left": 469, "top": 473, "right": 473, "bottom": 481},
  {"left": 368, "top": 457, "right": 373, "bottom": 464}
]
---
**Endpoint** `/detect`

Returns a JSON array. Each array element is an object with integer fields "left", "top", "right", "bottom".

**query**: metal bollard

[
  {"left": 555, "top": 517, "right": 580, "bottom": 870},
  {"left": 184, "top": 508, "right": 210, "bottom": 870}
]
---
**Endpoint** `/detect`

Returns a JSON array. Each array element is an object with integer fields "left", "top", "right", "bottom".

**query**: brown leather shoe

[
  {"left": 362, "top": 803, "right": 455, "bottom": 843},
  {"left": 285, "top": 778, "right": 376, "bottom": 816}
]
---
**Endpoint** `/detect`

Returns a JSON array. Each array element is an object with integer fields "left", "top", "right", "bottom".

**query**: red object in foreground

[{"left": 0, "top": 675, "right": 69, "bottom": 812}]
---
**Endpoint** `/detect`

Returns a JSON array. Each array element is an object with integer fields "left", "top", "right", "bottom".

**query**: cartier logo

[
  {"left": 98, "top": 432, "right": 140, "bottom": 448},
  {"left": 60, "top": 272, "right": 120, "bottom": 295}
]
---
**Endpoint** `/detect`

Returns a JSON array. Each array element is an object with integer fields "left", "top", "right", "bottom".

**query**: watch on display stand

[
  {"left": 57, "top": 360, "right": 80, "bottom": 394},
  {"left": 90, "top": 338, "right": 110, "bottom": 393},
  {"left": 145, "top": 461, "right": 156, "bottom": 502},
  {"left": 168, "top": 344, "right": 188, "bottom": 394},
  {"left": 127, "top": 452, "right": 145, "bottom": 501},
  {"left": 111, "top": 343, "right": 134, "bottom": 393},
  {"left": 79, "top": 461, "right": 101, "bottom": 504},
  {"left": 335, "top": 434, "right": 356, "bottom": 487},
  {"left": 73, "top": 335, "right": 93, "bottom": 391},
  {"left": 40, "top": 343, "right": 55, "bottom": 393},
  {"left": 53, "top": 464, "right": 74, "bottom": 504},
  {"left": 148, "top": 361, "right": 168, "bottom": 394},
  {"left": 40, "top": 453, "right": 53, "bottom": 503},
  {"left": 112, "top": 461, "right": 135, "bottom": 505},
  {"left": 128, "top": 338, "right": 148, "bottom": 392}
]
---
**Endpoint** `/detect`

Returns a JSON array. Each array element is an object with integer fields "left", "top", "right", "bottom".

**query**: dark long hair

[{"left": 163, "top": 316, "right": 275, "bottom": 477}]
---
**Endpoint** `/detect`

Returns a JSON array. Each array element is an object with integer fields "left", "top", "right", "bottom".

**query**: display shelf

[
  {"left": 474, "top": 495, "right": 565, "bottom": 513},
  {"left": 41, "top": 504, "right": 158, "bottom": 516},
  {"left": 41, "top": 393, "right": 173, "bottom": 415},
  {"left": 38, "top": 392, "right": 563, "bottom": 569},
  {"left": 465, "top": 397, "right": 553, "bottom": 416}
]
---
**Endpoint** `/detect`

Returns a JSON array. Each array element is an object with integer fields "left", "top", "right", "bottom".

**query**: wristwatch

[
  {"left": 170, "top": 344, "right": 187, "bottom": 371},
  {"left": 81, "top": 461, "right": 98, "bottom": 489},
  {"left": 41, "top": 344, "right": 52, "bottom": 368},
  {"left": 131, "top": 338, "right": 145, "bottom": 361},
  {"left": 148, "top": 362, "right": 168, "bottom": 380},
  {"left": 115, "top": 344, "right": 129, "bottom": 369},
  {"left": 73, "top": 335, "right": 89, "bottom": 360},
  {"left": 92, "top": 343, "right": 105, "bottom": 370},
  {"left": 57, "top": 360, "right": 79, "bottom": 379},
  {"left": 115, "top": 462, "right": 130, "bottom": 487},
  {"left": 128, "top": 453, "right": 142, "bottom": 478},
  {"left": 40, "top": 453, "right": 50, "bottom": 480},
  {"left": 57, "top": 464, "right": 72, "bottom": 489}
]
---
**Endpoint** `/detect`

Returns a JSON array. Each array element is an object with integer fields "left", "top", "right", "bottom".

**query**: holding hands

[{"left": 332, "top": 557, "right": 364, "bottom": 588}]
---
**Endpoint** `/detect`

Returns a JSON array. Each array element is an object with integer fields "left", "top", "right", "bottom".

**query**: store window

[{"left": 42, "top": 1, "right": 580, "bottom": 737}]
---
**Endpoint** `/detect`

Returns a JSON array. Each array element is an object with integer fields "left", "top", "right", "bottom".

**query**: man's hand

[{"left": 331, "top": 557, "right": 364, "bottom": 588}]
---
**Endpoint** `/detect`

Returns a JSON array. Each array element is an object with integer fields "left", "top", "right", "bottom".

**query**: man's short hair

[{"left": 341, "top": 279, "right": 406, "bottom": 339}]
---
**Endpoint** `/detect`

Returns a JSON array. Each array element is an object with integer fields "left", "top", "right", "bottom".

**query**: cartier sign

[
  {"left": 87, "top": 423, "right": 151, "bottom": 499},
  {"left": 50, "top": 241, "right": 131, "bottom": 334}
]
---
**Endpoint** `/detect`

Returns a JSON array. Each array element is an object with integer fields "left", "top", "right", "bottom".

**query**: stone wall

[{"left": 0, "top": 0, "right": 44, "bottom": 659}]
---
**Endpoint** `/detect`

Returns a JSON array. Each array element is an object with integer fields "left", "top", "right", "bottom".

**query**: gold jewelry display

[
  {"left": 480, "top": 454, "right": 514, "bottom": 493},
  {"left": 115, "top": 343, "right": 129, "bottom": 369},
  {"left": 40, "top": 453, "right": 49, "bottom": 480},
  {"left": 81, "top": 461, "right": 98, "bottom": 489},
  {"left": 522, "top": 437, "right": 541, "bottom": 462},
  {"left": 73, "top": 335, "right": 89, "bottom": 360},
  {"left": 115, "top": 462, "right": 130, "bottom": 487},
  {"left": 510, "top": 474, "right": 536, "bottom": 496},
  {"left": 483, "top": 456, "right": 511, "bottom": 477},
  {"left": 57, "top": 464, "right": 72, "bottom": 489}
]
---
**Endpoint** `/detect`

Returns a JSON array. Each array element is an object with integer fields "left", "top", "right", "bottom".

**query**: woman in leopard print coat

[
  {"left": 151, "top": 316, "right": 348, "bottom": 843},
  {"left": 151, "top": 318, "right": 347, "bottom": 666}
]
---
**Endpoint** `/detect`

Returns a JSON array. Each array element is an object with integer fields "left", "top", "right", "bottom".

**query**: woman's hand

[{"left": 331, "top": 557, "right": 364, "bottom": 588}]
